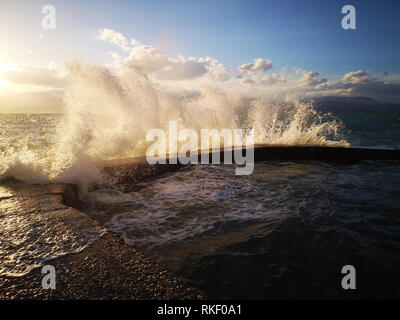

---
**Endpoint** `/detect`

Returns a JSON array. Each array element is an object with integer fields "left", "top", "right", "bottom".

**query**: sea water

[{"left": 1, "top": 110, "right": 399, "bottom": 296}]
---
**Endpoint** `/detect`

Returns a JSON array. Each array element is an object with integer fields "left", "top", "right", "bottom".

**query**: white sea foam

[
  {"left": 82, "top": 164, "right": 277, "bottom": 249},
  {"left": 0, "top": 183, "right": 105, "bottom": 277}
]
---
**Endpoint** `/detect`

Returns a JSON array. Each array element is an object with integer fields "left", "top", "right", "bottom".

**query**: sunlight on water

[{"left": 0, "top": 182, "right": 104, "bottom": 277}]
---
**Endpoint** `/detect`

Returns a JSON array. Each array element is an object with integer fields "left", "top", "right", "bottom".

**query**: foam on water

[
  {"left": 0, "top": 183, "right": 105, "bottom": 277},
  {"left": 83, "top": 164, "right": 274, "bottom": 248},
  {"left": 83, "top": 160, "right": 400, "bottom": 252},
  {"left": 80, "top": 161, "right": 400, "bottom": 299}
]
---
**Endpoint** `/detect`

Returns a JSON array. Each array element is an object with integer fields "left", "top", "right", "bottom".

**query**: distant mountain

[
  {"left": 0, "top": 91, "right": 64, "bottom": 113},
  {"left": 309, "top": 96, "right": 400, "bottom": 113}
]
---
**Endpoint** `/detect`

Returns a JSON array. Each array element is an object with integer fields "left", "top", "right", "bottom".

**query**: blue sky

[
  {"left": 1, "top": 0, "right": 400, "bottom": 104},
  {"left": 1, "top": 0, "right": 400, "bottom": 75},
  {"left": 95, "top": 0, "right": 399, "bottom": 76}
]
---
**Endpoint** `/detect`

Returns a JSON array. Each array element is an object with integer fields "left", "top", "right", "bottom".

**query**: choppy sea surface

[
  {"left": 1, "top": 112, "right": 400, "bottom": 298},
  {"left": 84, "top": 161, "right": 400, "bottom": 298}
]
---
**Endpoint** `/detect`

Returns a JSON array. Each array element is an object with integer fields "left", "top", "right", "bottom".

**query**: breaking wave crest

[{"left": 0, "top": 62, "right": 348, "bottom": 188}]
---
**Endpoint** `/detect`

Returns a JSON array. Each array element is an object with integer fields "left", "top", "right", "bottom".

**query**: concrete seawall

[
  {"left": 0, "top": 181, "right": 206, "bottom": 300},
  {"left": 98, "top": 145, "right": 400, "bottom": 168},
  {"left": 93, "top": 145, "right": 400, "bottom": 191}
]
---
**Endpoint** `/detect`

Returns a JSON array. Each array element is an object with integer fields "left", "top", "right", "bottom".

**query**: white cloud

[
  {"left": 299, "top": 71, "right": 328, "bottom": 87},
  {"left": 126, "top": 45, "right": 170, "bottom": 72},
  {"left": 295, "top": 70, "right": 400, "bottom": 102},
  {"left": 240, "top": 78, "right": 256, "bottom": 86},
  {"left": 342, "top": 70, "right": 371, "bottom": 84},
  {"left": 95, "top": 27, "right": 231, "bottom": 82},
  {"left": 260, "top": 74, "right": 286, "bottom": 85},
  {"left": 94, "top": 28, "right": 400, "bottom": 102},
  {"left": 200, "top": 57, "right": 230, "bottom": 82},
  {"left": 97, "top": 28, "right": 131, "bottom": 52},
  {"left": 238, "top": 58, "right": 272, "bottom": 75},
  {"left": 155, "top": 57, "right": 208, "bottom": 80},
  {"left": 0, "top": 66, "right": 66, "bottom": 88}
]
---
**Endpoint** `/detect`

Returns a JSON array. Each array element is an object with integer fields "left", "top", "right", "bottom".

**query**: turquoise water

[{"left": 339, "top": 112, "right": 400, "bottom": 148}]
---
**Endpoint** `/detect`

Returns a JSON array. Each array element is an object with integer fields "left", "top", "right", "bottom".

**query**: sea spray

[
  {"left": 0, "top": 62, "right": 348, "bottom": 190},
  {"left": 250, "top": 96, "right": 348, "bottom": 146},
  {"left": 0, "top": 114, "right": 58, "bottom": 183}
]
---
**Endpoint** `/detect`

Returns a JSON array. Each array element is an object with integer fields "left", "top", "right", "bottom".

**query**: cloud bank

[
  {"left": 1, "top": 27, "right": 400, "bottom": 113},
  {"left": 95, "top": 28, "right": 400, "bottom": 102}
]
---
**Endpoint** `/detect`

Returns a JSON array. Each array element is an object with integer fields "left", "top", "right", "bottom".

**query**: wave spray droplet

[{"left": 1, "top": 62, "right": 348, "bottom": 188}]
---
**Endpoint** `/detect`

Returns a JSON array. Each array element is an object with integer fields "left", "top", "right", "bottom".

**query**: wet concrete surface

[{"left": 0, "top": 180, "right": 206, "bottom": 300}]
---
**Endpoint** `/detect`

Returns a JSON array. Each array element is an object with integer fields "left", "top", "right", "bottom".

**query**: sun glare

[
  {"left": 0, "top": 76, "right": 11, "bottom": 87},
  {"left": 0, "top": 63, "right": 21, "bottom": 72},
  {"left": 0, "top": 63, "right": 20, "bottom": 88}
]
